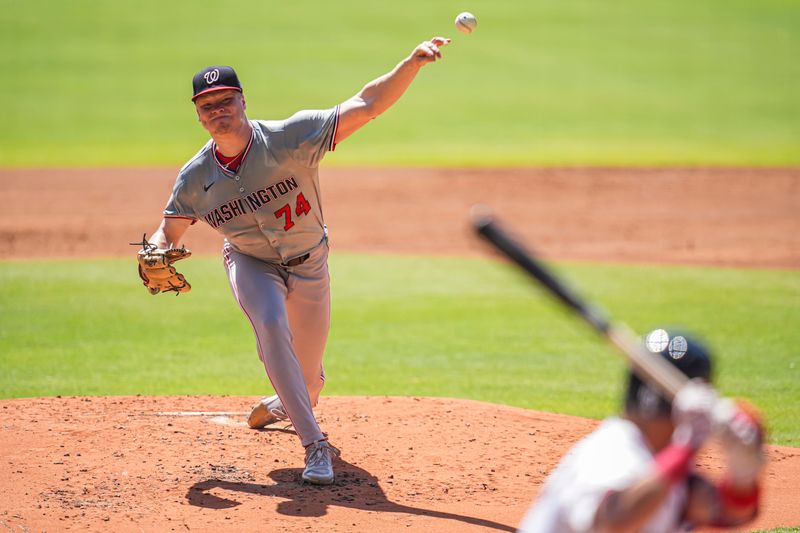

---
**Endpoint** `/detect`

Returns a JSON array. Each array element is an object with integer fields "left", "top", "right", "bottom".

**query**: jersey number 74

[{"left": 274, "top": 192, "right": 312, "bottom": 231}]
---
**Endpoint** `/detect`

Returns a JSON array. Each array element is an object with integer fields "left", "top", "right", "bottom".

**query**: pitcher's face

[{"left": 195, "top": 90, "right": 247, "bottom": 136}]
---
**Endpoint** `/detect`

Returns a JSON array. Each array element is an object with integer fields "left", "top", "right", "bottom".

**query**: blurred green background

[{"left": 1, "top": 0, "right": 799, "bottom": 166}]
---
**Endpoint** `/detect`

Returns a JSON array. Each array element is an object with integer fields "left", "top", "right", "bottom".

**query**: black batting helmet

[{"left": 624, "top": 328, "right": 714, "bottom": 418}]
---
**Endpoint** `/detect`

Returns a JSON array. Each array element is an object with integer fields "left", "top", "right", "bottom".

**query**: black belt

[{"left": 282, "top": 253, "right": 310, "bottom": 267}]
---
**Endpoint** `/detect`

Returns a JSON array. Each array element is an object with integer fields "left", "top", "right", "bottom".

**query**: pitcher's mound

[{"left": 1, "top": 396, "right": 798, "bottom": 531}]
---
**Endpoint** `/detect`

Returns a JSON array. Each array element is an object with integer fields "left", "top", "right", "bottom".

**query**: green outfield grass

[
  {"left": 1, "top": 254, "right": 798, "bottom": 447},
  {"left": 2, "top": 0, "right": 799, "bottom": 166}
]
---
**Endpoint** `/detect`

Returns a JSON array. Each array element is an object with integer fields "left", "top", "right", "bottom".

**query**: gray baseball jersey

[
  {"left": 164, "top": 106, "right": 339, "bottom": 448},
  {"left": 164, "top": 107, "right": 339, "bottom": 262}
]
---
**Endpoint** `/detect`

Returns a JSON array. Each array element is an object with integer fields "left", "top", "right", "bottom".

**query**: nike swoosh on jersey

[{"left": 203, "top": 181, "right": 215, "bottom": 192}]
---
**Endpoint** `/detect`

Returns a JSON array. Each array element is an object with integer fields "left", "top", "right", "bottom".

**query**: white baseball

[{"left": 455, "top": 12, "right": 477, "bottom": 34}]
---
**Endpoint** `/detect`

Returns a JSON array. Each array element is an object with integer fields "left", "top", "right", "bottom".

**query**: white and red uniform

[
  {"left": 518, "top": 418, "right": 690, "bottom": 533},
  {"left": 164, "top": 108, "right": 339, "bottom": 447}
]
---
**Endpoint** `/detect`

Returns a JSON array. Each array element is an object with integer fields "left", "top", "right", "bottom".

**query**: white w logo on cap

[{"left": 203, "top": 69, "right": 220, "bottom": 85}]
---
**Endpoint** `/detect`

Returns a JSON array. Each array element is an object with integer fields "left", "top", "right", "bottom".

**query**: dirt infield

[
  {"left": 0, "top": 167, "right": 798, "bottom": 266},
  {"left": 1, "top": 167, "right": 799, "bottom": 531},
  {"left": 1, "top": 396, "right": 799, "bottom": 532}
]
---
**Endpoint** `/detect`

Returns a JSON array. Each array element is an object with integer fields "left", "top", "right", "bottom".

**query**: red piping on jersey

[
  {"left": 213, "top": 127, "right": 255, "bottom": 176},
  {"left": 164, "top": 214, "right": 198, "bottom": 225},
  {"left": 330, "top": 104, "right": 340, "bottom": 152},
  {"left": 215, "top": 147, "right": 245, "bottom": 173}
]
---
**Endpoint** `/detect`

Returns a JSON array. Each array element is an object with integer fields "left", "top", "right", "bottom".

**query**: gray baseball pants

[{"left": 223, "top": 240, "right": 330, "bottom": 447}]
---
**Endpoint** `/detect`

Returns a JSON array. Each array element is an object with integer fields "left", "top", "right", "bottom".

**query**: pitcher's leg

[
  {"left": 286, "top": 243, "right": 331, "bottom": 406},
  {"left": 224, "top": 248, "right": 325, "bottom": 446}
]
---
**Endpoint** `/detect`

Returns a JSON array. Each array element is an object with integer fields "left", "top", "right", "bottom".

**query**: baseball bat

[{"left": 471, "top": 206, "right": 688, "bottom": 400}]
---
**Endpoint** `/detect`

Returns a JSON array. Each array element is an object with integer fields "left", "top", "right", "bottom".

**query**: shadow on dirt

[{"left": 187, "top": 458, "right": 515, "bottom": 532}]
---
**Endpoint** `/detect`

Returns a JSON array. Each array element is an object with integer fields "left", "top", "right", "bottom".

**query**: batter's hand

[
  {"left": 672, "top": 379, "right": 717, "bottom": 450},
  {"left": 714, "top": 398, "right": 766, "bottom": 486},
  {"left": 411, "top": 37, "right": 451, "bottom": 66}
]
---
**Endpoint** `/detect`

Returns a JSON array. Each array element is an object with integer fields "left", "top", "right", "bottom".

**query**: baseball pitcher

[{"left": 139, "top": 37, "right": 451, "bottom": 485}]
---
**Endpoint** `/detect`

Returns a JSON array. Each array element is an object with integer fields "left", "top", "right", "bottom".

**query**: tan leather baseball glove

[{"left": 133, "top": 235, "right": 192, "bottom": 295}]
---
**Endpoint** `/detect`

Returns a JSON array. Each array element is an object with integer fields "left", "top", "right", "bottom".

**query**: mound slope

[{"left": 1, "top": 395, "right": 798, "bottom": 532}]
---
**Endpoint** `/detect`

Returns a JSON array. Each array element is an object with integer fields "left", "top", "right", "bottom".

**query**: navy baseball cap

[{"left": 191, "top": 66, "right": 242, "bottom": 101}]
